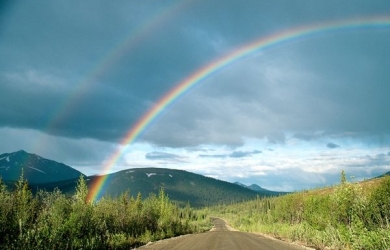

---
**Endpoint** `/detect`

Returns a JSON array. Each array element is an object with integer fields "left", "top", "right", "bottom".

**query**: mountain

[
  {"left": 234, "top": 181, "right": 288, "bottom": 196},
  {"left": 88, "top": 168, "right": 267, "bottom": 207},
  {"left": 0, "top": 150, "right": 83, "bottom": 184}
]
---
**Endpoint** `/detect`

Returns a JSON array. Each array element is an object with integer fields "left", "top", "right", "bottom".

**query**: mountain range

[{"left": 0, "top": 150, "right": 283, "bottom": 207}]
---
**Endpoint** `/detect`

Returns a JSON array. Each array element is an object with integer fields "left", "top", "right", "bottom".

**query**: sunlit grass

[{"left": 206, "top": 174, "right": 390, "bottom": 250}]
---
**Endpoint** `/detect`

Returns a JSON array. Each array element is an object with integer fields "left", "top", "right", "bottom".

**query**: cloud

[
  {"left": 145, "top": 152, "right": 184, "bottom": 160},
  {"left": 144, "top": 46, "right": 390, "bottom": 147},
  {"left": 327, "top": 142, "right": 340, "bottom": 149},
  {"left": 365, "top": 153, "right": 390, "bottom": 168},
  {"left": 1, "top": 0, "right": 390, "bottom": 191},
  {"left": 198, "top": 154, "right": 227, "bottom": 158},
  {"left": 229, "top": 150, "right": 261, "bottom": 158},
  {"left": 1, "top": 0, "right": 389, "bottom": 148},
  {"left": 198, "top": 149, "right": 261, "bottom": 158}
]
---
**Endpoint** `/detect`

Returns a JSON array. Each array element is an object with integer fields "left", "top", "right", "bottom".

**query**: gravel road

[{"left": 135, "top": 218, "right": 310, "bottom": 250}]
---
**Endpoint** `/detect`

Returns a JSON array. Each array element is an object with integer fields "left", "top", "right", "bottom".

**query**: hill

[
  {"left": 0, "top": 150, "right": 83, "bottom": 183},
  {"left": 86, "top": 168, "right": 270, "bottom": 207},
  {"left": 376, "top": 171, "right": 390, "bottom": 178},
  {"left": 210, "top": 174, "right": 390, "bottom": 250}
]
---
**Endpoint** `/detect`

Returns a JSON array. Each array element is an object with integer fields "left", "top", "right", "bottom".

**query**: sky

[{"left": 1, "top": 0, "right": 390, "bottom": 191}]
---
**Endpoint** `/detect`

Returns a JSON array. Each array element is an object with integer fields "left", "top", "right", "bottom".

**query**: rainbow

[{"left": 87, "top": 16, "right": 390, "bottom": 201}]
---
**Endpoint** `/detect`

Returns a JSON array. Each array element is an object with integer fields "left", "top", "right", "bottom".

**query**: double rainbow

[{"left": 87, "top": 16, "right": 390, "bottom": 201}]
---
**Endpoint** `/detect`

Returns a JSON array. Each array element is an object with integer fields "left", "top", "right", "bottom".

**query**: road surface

[{"left": 136, "top": 218, "right": 309, "bottom": 250}]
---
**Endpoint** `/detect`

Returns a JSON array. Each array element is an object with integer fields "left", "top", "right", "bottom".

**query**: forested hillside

[
  {"left": 207, "top": 172, "right": 390, "bottom": 250},
  {"left": 92, "top": 168, "right": 264, "bottom": 207}
]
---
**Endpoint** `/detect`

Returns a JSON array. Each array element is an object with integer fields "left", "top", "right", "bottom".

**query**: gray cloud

[
  {"left": 229, "top": 150, "right": 261, "bottom": 158},
  {"left": 367, "top": 153, "right": 390, "bottom": 168},
  {"left": 1, "top": 0, "right": 389, "bottom": 147},
  {"left": 327, "top": 143, "right": 340, "bottom": 149},
  {"left": 145, "top": 152, "right": 184, "bottom": 160},
  {"left": 198, "top": 150, "right": 261, "bottom": 158},
  {"left": 198, "top": 154, "right": 227, "bottom": 159},
  {"left": 145, "top": 44, "right": 390, "bottom": 147}
]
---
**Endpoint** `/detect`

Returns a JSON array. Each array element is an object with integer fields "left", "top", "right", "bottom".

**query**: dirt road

[{"left": 136, "top": 218, "right": 309, "bottom": 250}]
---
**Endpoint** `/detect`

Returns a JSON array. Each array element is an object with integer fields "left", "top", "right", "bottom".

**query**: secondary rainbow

[
  {"left": 34, "top": 0, "right": 195, "bottom": 170},
  {"left": 44, "top": 0, "right": 194, "bottom": 132},
  {"left": 87, "top": 16, "right": 390, "bottom": 201}
]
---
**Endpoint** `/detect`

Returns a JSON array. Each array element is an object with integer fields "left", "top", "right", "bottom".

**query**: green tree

[
  {"left": 74, "top": 175, "right": 89, "bottom": 204},
  {"left": 341, "top": 170, "right": 347, "bottom": 185}
]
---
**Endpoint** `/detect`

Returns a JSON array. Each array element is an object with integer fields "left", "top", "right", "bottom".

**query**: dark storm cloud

[
  {"left": 1, "top": 0, "right": 390, "bottom": 148},
  {"left": 0, "top": 0, "right": 196, "bottom": 142},
  {"left": 327, "top": 143, "right": 340, "bottom": 149},
  {"left": 2, "top": 0, "right": 390, "bottom": 191},
  {"left": 144, "top": 27, "right": 390, "bottom": 147}
]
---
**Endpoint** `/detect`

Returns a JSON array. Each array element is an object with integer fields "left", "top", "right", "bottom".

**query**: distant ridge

[
  {"left": 234, "top": 181, "right": 288, "bottom": 196},
  {"left": 376, "top": 171, "right": 390, "bottom": 179},
  {"left": 0, "top": 150, "right": 83, "bottom": 184}
]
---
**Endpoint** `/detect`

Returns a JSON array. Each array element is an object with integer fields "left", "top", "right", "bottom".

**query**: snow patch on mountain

[
  {"left": 28, "top": 167, "right": 46, "bottom": 174},
  {"left": 0, "top": 156, "right": 11, "bottom": 163}
]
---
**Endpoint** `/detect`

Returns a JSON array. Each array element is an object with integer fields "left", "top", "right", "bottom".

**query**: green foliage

[
  {"left": 208, "top": 171, "right": 390, "bottom": 250},
  {"left": 75, "top": 174, "right": 89, "bottom": 203},
  {"left": 368, "top": 176, "right": 390, "bottom": 227},
  {"left": 0, "top": 175, "right": 211, "bottom": 249}
]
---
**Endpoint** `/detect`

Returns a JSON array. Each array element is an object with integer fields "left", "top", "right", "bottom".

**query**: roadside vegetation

[
  {"left": 207, "top": 171, "right": 390, "bottom": 250},
  {"left": 2, "top": 171, "right": 389, "bottom": 250},
  {"left": 0, "top": 174, "right": 211, "bottom": 249}
]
